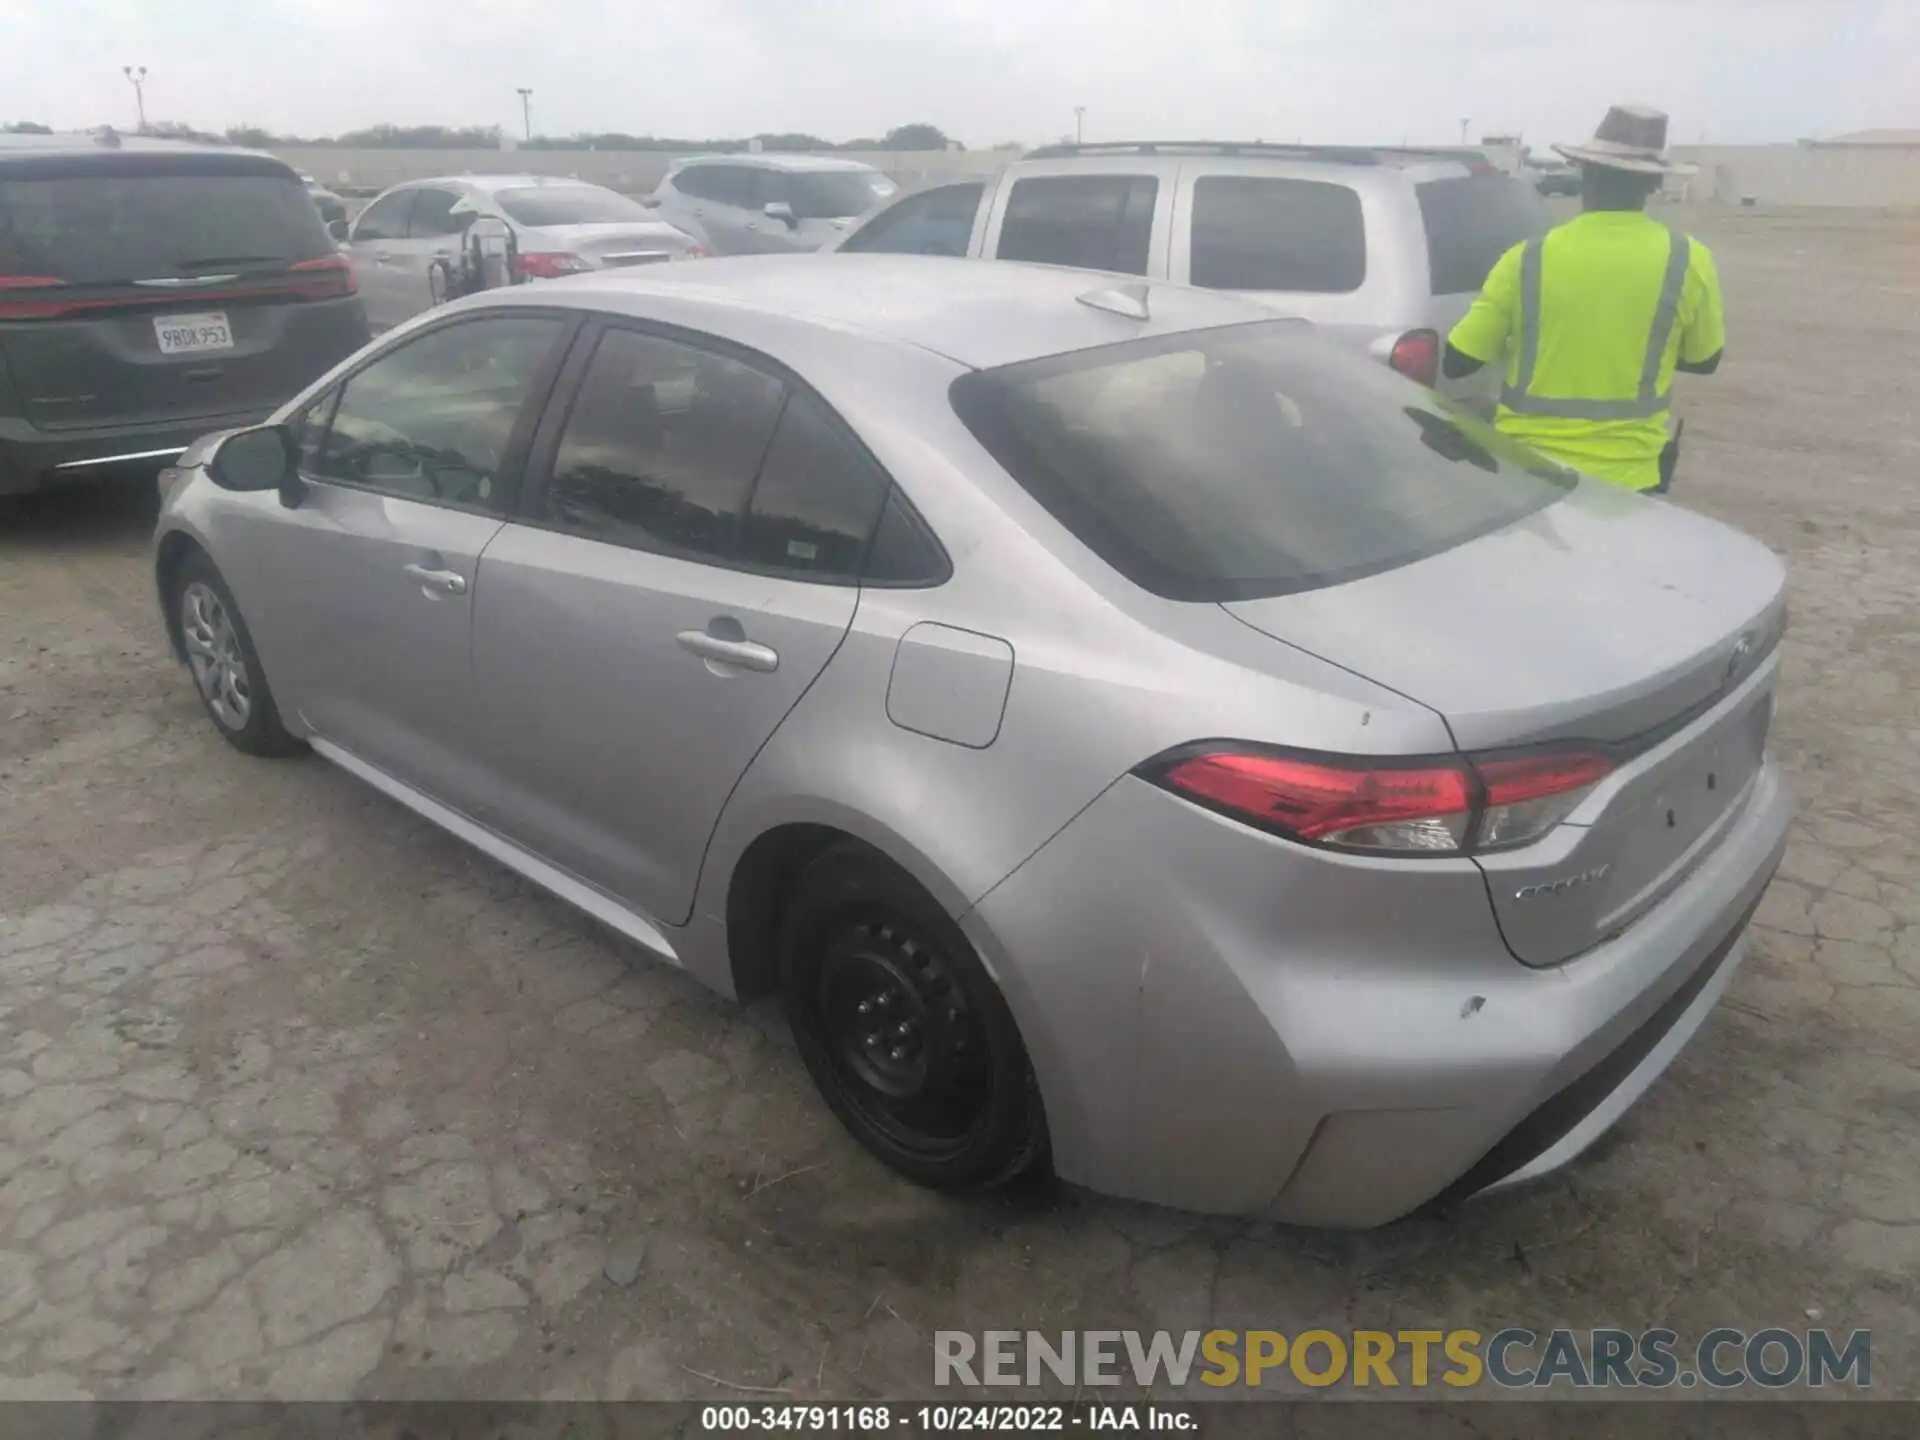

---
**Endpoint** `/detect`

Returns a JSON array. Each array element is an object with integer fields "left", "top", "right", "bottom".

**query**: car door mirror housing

[
  {"left": 764, "top": 201, "right": 797, "bottom": 227},
  {"left": 207, "top": 424, "right": 298, "bottom": 494}
]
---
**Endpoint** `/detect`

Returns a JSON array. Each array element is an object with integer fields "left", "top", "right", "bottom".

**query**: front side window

[
  {"left": 407, "top": 188, "right": 472, "bottom": 238},
  {"left": 542, "top": 328, "right": 785, "bottom": 559},
  {"left": 1188, "top": 177, "right": 1366, "bottom": 293},
  {"left": 307, "top": 316, "right": 567, "bottom": 511},
  {"left": 840, "top": 182, "right": 983, "bottom": 257},
  {"left": 996, "top": 175, "right": 1157, "bottom": 276},
  {"left": 951, "top": 320, "right": 1574, "bottom": 601},
  {"left": 789, "top": 172, "right": 890, "bottom": 220},
  {"left": 351, "top": 190, "right": 415, "bottom": 242}
]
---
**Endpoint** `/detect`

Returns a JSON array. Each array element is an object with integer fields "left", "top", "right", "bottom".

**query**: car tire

[
  {"left": 171, "top": 551, "right": 304, "bottom": 759},
  {"left": 779, "top": 841, "right": 1048, "bottom": 1191}
]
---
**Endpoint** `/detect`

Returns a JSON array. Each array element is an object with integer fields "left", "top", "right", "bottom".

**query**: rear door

[
  {"left": 384, "top": 186, "right": 471, "bottom": 319},
  {"left": 1168, "top": 163, "right": 1384, "bottom": 353},
  {"left": 980, "top": 160, "right": 1173, "bottom": 278},
  {"left": 225, "top": 310, "right": 576, "bottom": 816},
  {"left": 471, "top": 321, "right": 892, "bottom": 925},
  {"left": 0, "top": 151, "right": 365, "bottom": 429},
  {"left": 343, "top": 188, "right": 420, "bottom": 331}
]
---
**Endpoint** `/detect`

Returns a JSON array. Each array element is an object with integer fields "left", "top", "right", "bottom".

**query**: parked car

[
  {"left": 1532, "top": 162, "right": 1583, "bottom": 197},
  {"left": 341, "top": 175, "right": 703, "bottom": 331},
  {"left": 646, "top": 154, "right": 898, "bottom": 255},
  {"left": 0, "top": 130, "right": 368, "bottom": 497},
  {"left": 833, "top": 140, "right": 1551, "bottom": 397},
  {"left": 153, "top": 255, "right": 1789, "bottom": 1226},
  {"left": 299, "top": 170, "right": 348, "bottom": 226}
]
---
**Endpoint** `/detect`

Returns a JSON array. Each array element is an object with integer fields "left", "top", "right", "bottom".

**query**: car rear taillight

[
  {"left": 287, "top": 253, "right": 357, "bottom": 299},
  {"left": 1142, "top": 744, "right": 1613, "bottom": 856},
  {"left": 0, "top": 276, "right": 70, "bottom": 321},
  {"left": 1388, "top": 328, "right": 1440, "bottom": 387},
  {"left": 512, "top": 251, "right": 593, "bottom": 280},
  {"left": 675, "top": 244, "right": 711, "bottom": 261}
]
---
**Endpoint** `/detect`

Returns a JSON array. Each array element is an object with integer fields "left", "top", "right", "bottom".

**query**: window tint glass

[
  {"left": 1417, "top": 175, "right": 1552, "bottom": 295},
  {"left": 668, "top": 166, "right": 711, "bottom": 200},
  {"left": 863, "top": 489, "right": 948, "bottom": 585},
  {"left": 543, "top": 328, "right": 785, "bottom": 558},
  {"left": 996, "top": 175, "right": 1156, "bottom": 276},
  {"left": 790, "top": 172, "right": 889, "bottom": 220},
  {"left": 701, "top": 166, "right": 753, "bottom": 207},
  {"left": 309, "top": 316, "right": 565, "bottom": 511},
  {"left": 352, "top": 190, "right": 415, "bottom": 242},
  {"left": 496, "top": 186, "right": 649, "bottom": 225},
  {"left": 950, "top": 320, "right": 1574, "bottom": 602},
  {"left": 739, "top": 390, "right": 889, "bottom": 579},
  {"left": 0, "top": 173, "right": 330, "bottom": 284},
  {"left": 1189, "top": 177, "right": 1366, "bottom": 293},
  {"left": 407, "top": 189, "right": 470, "bottom": 238},
  {"left": 841, "top": 182, "right": 983, "bottom": 257},
  {"left": 293, "top": 389, "right": 340, "bottom": 472}
]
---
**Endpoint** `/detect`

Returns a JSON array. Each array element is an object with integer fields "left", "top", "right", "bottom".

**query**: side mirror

[
  {"left": 327, "top": 218, "right": 349, "bottom": 242},
  {"left": 207, "top": 424, "right": 308, "bottom": 508},
  {"left": 763, "top": 201, "right": 797, "bottom": 227}
]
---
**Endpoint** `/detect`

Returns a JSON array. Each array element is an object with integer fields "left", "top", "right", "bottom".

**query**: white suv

[
  {"left": 833, "top": 141, "right": 1551, "bottom": 393},
  {"left": 646, "top": 155, "right": 898, "bottom": 256}
]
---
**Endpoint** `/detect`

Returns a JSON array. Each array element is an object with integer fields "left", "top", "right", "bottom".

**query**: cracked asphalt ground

[{"left": 0, "top": 205, "right": 1916, "bottom": 1408}]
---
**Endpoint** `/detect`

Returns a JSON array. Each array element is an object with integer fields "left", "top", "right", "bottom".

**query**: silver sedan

[{"left": 152, "top": 255, "right": 1790, "bottom": 1226}]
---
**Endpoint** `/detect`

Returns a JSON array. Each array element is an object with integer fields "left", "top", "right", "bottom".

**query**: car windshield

[
  {"left": 494, "top": 186, "right": 650, "bottom": 226},
  {"left": 0, "top": 171, "right": 329, "bottom": 284},
  {"left": 950, "top": 320, "right": 1575, "bottom": 602},
  {"left": 790, "top": 172, "right": 888, "bottom": 220}
]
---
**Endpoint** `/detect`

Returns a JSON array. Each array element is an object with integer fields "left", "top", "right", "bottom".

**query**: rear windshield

[
  {"left": 1417, "top": 175, "right": 1552, "bottom": 294},
  {"left": 0, "top": 172, "right": 329, "bottom": 284},
  {"left": 790, "top": 172, "right": 889, "bottom": 220},
  {"left": 950, "top": 321, "right": 1574, "bottom": 602},
  {"left": 495, "top": 186, "right": 650, "bottom": 226}
]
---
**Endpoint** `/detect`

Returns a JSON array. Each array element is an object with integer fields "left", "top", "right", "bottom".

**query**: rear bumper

[
  {"left": 963, "top": 758, "right": 1791, "bottom": 1226},
  {"left": 0, "top": 410, "right": 276, "bottom": 495}
]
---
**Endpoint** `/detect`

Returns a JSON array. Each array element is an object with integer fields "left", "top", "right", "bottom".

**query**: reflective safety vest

[{"left": 1448, "top": 211, "right": 1725, "bottom": 491}]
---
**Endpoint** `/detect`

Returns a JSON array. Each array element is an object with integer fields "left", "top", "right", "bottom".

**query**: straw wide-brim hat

[{"left": 1553, "top": 103, "right": 1699, "bottom": 176}]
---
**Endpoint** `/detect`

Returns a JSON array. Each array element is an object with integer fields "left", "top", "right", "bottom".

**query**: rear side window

[
  {"left": 739, "top": 390, "right": 890, "bottom": 579},
  {"left": 996, "top": 175, "right": 1157, "bottom": 276},
  {"left": 841, "top": 182, "right": 983, "bottom": 257},
  {"left": 542, "top": 327, "right": 785, "bottom": 560},
  {"left": 950, "top": 320, "right": 1573, "bottom": 602},
  {"left": 0, "top": 171, "right": 329, "bottom": 284},
  {"left": 1188, "top": 177, "right": 1365, "bottom": 293},
  {"left": 1417, "top": 175, "right": 1552, "bottom": 294},
  {"left": 407, "top": 189, "right": 469, "bottom": 238}
]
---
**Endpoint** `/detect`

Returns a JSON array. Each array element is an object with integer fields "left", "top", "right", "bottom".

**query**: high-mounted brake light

[
  {"left": 1388, "top": 328, "right": 1440, "bottom": 387},
  {"left": 1144, "top": 744, "right": 1614, "bottom": 856}
]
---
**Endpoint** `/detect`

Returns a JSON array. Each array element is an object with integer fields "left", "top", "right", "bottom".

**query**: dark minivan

[{"left": 0, "top": 131, "right": 369, "bottom": 495}]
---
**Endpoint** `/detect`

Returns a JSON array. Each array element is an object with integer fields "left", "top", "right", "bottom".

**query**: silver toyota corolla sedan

[{"left": 151, "top": 255, "right": 1790, "bottom": 1226}]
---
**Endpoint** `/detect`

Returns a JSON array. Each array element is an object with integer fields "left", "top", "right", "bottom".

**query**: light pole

[
  {"left": 516, "top": 88, "right": 533, "bottom": 141},
  {"left": 1074, "top": 106, "right": 1085, "bottom": 144},
  {"left": 123, "top": 65, "right": 148, "bottom": 132},
  {"left": 1459, "top": 117, "right": 1471, "bottom": 146}
]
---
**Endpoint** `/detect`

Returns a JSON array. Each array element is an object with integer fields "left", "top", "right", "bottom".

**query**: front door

[
  {"left": 473, "top": 322, "right": 894, "bottom": 925},
  {"left": 241, "top": 310, "right": 574, "bottom": 813}
]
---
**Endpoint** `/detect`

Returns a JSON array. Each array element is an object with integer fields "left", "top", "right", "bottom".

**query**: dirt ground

[{"left": 0, "top": 205, "right": 1917, "bottom": 1408}]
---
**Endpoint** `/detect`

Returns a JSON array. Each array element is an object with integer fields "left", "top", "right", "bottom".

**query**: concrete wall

[
  {"left": 277, "top": 146, "right": 1010, "bottom": 195},
  {"left": 1670, "top": 144, "right": 1920, "bottom": 209},
  {"left": 279, "top": 142, "right": 1920, "bottom": 209}
]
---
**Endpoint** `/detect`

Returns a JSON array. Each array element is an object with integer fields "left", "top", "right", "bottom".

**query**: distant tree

[
  {"left": 3, "top": 120, "right": 54, "bottom": 134},
  {"left": 335, "top": 124, "right": 502, "bottom": 149},
  {"left": 881, "top": 123, "right": 951, "bottom": 151},
  {"left": 752, "top": 132, "right": 835, "bottom": 153},
  {"left": 225, "top": 124, "right": 303, "bottom": 148},
  {"left": 145, "top": 120, "right": 228, "bottom": 144}
]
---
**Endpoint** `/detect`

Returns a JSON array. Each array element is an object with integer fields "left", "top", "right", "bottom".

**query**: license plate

[{"left": 153, "top": 312, "right": 234, "bottom": 355}]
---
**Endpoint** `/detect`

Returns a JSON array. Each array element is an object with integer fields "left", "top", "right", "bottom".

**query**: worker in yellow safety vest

[{"left": 1444, "top": 104, "right": 1725, "bottom": 494}]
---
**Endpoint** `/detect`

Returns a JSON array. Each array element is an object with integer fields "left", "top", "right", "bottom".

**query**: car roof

[
  {"left": 673, "top": 153, "right": 878, "bottom": 174},
  {"left": 1015, "top": 140, "right": 1476, "bottom": 180},
  {"left": 472, "top": 252, "right": 1287, "bottom": 370},
  {"left": 401, "top": 174, "right": 620, "bottom": 194}
]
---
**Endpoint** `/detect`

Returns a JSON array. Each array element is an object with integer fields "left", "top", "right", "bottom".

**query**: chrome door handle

[
  {"left": 402, "top": 563, "right": 466, "bottom": 595},
  {"left": 676, "top": 630, "right": 778, "bottom": 672}
]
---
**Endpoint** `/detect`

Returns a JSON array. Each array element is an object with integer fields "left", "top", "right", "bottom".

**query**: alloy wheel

[{"left": 180, "top": 580, "right": 252, "bottom": 730}]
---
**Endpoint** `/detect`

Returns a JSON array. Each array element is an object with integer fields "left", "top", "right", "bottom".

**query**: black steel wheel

[{"left": 780, "top": 842, "right": 1047, "bottom": 1190}]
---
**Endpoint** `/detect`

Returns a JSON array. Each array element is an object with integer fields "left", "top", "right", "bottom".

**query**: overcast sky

[{"left": 2, "top": 0, "right": 1912, "bottom": 146}]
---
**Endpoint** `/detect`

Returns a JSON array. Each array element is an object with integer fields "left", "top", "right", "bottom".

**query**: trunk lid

[
  {"left": 1224, "top": 483, "right": 1787, "bottom": 965},
  {"left": 520, "top": 222, "right": 695, "bottom": 269}
]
